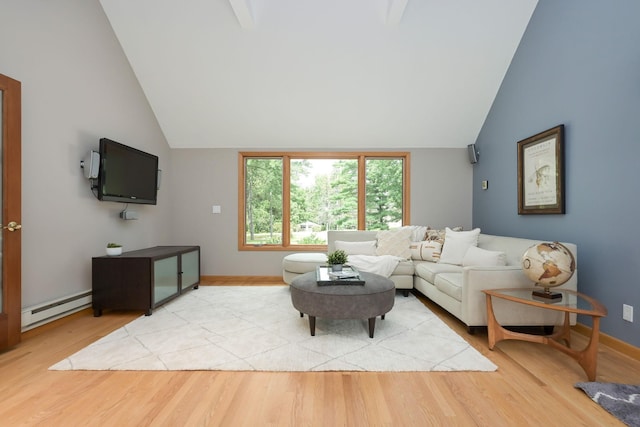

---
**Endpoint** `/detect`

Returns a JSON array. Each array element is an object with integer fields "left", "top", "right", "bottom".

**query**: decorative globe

[{"left": 522, "top": 242, "right": 575, "bottom": 287}]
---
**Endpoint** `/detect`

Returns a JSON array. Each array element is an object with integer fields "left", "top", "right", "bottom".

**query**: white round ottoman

[{"left": 282, "top": 253, "right": 327, "bottom": 284}]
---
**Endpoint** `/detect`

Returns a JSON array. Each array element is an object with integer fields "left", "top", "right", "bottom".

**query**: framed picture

[{"left": 517, "top": 124, "right": 565, "bottom": 214}]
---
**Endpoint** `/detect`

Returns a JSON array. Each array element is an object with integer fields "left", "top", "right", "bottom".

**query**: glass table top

[{"left": 483, "top": 287, "right": 607, "bottom": 317}]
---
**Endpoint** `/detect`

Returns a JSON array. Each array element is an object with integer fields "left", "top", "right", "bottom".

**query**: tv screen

[{"left": 97, "top": 138, "right": 159, "bottom": 205}]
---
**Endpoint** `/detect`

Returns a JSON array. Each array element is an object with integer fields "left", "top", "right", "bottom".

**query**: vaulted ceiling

[{"left": 99, "top": 0, "right": 538, "bottom": 149}]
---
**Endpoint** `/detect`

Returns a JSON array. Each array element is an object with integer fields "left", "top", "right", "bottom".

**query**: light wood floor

[{"left": 1, "top": 283, "right": 639, "bottom": 426}]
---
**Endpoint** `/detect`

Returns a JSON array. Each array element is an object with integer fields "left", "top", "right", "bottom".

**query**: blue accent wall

[{"left": 473, "top": 1, "right": 640, "bottom": 346}]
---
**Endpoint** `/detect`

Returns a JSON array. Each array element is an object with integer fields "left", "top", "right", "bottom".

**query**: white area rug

[{"left": 50, "top": 286, "right": 497, "bottom": 372}]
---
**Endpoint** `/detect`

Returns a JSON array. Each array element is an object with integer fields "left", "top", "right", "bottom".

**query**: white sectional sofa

[
  {"left": 413, "top": 233, "right": 577, "bottom": 331},
  {"left": 283, "top": 230, "right": 416, "bottom": 292},
  {"left": 327, "top": 230, "right": 415, "bottom": 293},
  {"left": 327, "top": 228, "right": 578, "bottom": 331}
]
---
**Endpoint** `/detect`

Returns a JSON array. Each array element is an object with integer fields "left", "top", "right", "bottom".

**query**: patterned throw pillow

[
  {"left": 409, "top": 240, "right": 443, "bottom": 262},
  {"left": 425, "top": 226, "right": 463, "bottom": 244},
  {"left": 376, "top": 227, "right": 413, "bottom": 259}
]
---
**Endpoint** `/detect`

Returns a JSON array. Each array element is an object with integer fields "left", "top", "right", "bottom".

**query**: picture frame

[{"left": 517, "top": 124, "right": 565, "bottom": 215}]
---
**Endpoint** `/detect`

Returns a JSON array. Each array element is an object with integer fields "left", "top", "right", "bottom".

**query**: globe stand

[{"left": 532, "top": 286, "right": 562, "bottom": 300}]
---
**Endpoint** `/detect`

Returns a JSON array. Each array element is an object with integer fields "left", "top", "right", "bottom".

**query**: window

[{"left": 239, "top": 152, "right": 410, "bottom": 250}]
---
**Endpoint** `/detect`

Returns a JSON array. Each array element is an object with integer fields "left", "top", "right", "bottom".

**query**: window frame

[{"left": 238, "top": 151, "right": 411, "bottom": 251}]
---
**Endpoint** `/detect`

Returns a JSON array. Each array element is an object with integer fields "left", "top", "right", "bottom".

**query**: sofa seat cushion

[
  {"left": 282, "top": 253, "right": 327, "bottom": 274},
  {"left": 393, "top": 259, "right": 415, "bottom": 276},
  {"left": 414, "top": 262, "right": 462, "bottom": 283},
  {"left": 434, "top": 272, "right": 463, "bottom": 302}
]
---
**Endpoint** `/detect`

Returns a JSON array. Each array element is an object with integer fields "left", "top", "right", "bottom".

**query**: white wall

[
  {"left": 0, "top": 0, "right": 173, "bottom": 307},
  {"left": 408, "top": 149, "right": 473, "bottom": 230},
  {"left": 169, "top": 148, "right": 472, "bottom": 277}
]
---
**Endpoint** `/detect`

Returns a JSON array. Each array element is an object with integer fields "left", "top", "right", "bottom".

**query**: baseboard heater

[{"left": 21, "top": 290, "right": 92, "bottom": 332}]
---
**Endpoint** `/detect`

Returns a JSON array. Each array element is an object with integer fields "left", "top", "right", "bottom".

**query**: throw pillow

[
  {"left": 409, "top": 240, "right": 443, "bottom": 262},
  {"left": 406, "top": 225, "right": 429, "bottom": 242},
  {"left": 462, "top": 246, "right": 507, "bottom": 267},
  {"left": 334, "top": 240, "right": 377, "bottom": 256},
  {"left": 425, "top": 226, "right": 463, "bottom": 243},
  {"left": 376, "top": 227, "right": 412, "bottom": 259},
  {"left": 438, "top": 227, "right": 481, "bottom": 265}
]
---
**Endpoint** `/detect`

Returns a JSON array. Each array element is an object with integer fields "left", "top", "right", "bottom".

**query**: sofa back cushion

[
  {"left": 327, "top": 230, "right": 378, "bottom": 253},
  {"left": 462, "top": 246, "right": 507, "bottom": 267},
  {"left": 334, "top": 240, "right": 377, "bottom": 256},
  {"left": 478, "top": 234, "right": 578, "bottom": 267}
]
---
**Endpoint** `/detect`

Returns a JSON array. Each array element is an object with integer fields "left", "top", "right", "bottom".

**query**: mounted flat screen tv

[{"left": 97, "top": 138, "right": 159, "bottom": 205}]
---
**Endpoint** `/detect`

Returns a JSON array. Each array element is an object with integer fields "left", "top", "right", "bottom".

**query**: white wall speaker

[
  {"left": 81, "top": 150, "right": 100, "bottom": 179},
  {"left": 157, "top": 169, "right": 162, "bottom": 190},
  {"left": 467, "top": 144, "right": 479, "bottom": 164}
]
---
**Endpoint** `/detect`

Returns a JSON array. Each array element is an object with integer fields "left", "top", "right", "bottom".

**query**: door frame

[{"left": 0, "top": 73, "right": 22, "bottom": 350}]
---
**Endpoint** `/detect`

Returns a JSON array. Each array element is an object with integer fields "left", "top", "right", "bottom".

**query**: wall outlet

[
  {"left": 212, "top": 205, "right": 221, "bottom": 214},
  {"left": 623, "top": 304, "right": 633, "bottom": 322}
]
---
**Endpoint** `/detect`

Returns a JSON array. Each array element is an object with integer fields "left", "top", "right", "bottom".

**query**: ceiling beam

[
  {"left": 228, "top": 0, "right": 254, "bottom": 29},
  {"left": 386, "top": 0, "right": 408, "bottom": 25}
]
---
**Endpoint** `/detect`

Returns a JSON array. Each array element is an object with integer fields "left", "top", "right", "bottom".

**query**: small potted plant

[
  {"left": 327, "top": 249, "right": 348, "bottom": 271},
  {"left": 106, "top": 242, "right": 123, "bottom": 256}
]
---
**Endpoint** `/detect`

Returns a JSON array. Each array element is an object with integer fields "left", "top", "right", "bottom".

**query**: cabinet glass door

[
  {"left": 154, "top": 256, "right": 178, "bottom": 304},
  {"left": 181, "top": 250, "right": 200, "bottom": 290}
]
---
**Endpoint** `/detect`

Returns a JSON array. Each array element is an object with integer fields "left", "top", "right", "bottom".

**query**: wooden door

[{"left": 0, "top": 73, "right": 22, "bottom": 351}]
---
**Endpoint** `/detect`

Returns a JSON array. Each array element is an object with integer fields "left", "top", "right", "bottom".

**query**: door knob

[{"left": 2, "top": 221, "right": 22, "bottom": 231}]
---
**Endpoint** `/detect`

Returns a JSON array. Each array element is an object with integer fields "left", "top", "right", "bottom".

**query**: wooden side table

[{"left": 483, "top": 288, "right": 607, "bottom": 381}]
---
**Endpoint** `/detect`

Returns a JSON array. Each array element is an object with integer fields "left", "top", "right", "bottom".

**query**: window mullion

[
  {"left": 403, "top": 157, "right": 411, "bottom": 225},
  {"left": 282, "top": 156, "right": 291, "bottom": 247},
  {"left": 357, "top": 155, "right": 366, "bottom": 230}
]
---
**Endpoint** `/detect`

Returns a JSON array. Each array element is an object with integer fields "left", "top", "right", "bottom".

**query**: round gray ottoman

[{"left": 290, "top": 271, "right": 395, "bottom": 338}]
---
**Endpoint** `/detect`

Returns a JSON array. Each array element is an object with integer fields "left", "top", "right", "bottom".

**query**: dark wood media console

[{"left": 92, "top": 245, "right": 200, "bottom": 317}]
